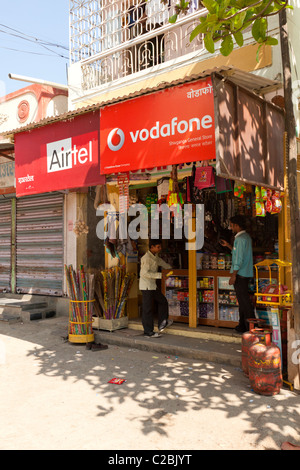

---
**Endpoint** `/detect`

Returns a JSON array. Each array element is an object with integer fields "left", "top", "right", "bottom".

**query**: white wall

[
  {"left": 63, "top": 192, "right": 77, "bottom": 295},
  {"left": 288, "top": 2, "right": 300, "bottom": 134}
]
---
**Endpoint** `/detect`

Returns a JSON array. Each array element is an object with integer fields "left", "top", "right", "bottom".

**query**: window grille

[{"left": 70, "top": 0, "right": 205, "bottom": 90}]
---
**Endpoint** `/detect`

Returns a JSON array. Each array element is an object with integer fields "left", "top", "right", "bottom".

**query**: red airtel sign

[
  {"left": 15, "top": 112, "right": 103, "bottom": 197},
  {"left": 100, "top": 77, "right": 216, "bottom": 174}
]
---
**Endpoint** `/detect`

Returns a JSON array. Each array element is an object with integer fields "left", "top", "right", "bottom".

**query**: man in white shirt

[{"left": 139, "top": 240, "right": 173, "bottom": 337}]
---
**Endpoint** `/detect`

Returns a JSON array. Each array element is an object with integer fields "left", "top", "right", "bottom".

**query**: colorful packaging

[{"left": 108, "top": 378, "right": 127, "bottom": 385}]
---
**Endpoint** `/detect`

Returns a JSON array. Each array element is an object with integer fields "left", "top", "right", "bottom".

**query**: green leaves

[
  {"left": 233, "top": 31, "right": 244, "bottom": 47},
  {"left": 204, "top": 33, "right": 215, "bottom": 53},
  {"left": 165, "top": 0, "right": 289, "bottom": 57},
  {"left": 220, "top": 34, "right": 234, "bottom": 55},
  {"left": 252, "top": 17, "right": 268, "bottom": 43},
  {"left": 202, "top": 0, "right": 218, "bottom": 14},
  {"left": 168, "top": 14, "right": 178, "bottom": 24}
]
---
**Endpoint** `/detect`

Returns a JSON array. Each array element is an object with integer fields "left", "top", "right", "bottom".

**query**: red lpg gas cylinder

[
  {"left": 248, "top": 330, "right": 282, "bottom": 396},
  {"left": 242, "top": 319, "right": 268, "bottom": 376}
]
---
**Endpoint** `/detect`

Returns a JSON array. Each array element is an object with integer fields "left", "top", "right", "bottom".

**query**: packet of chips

[{"left": 108, "top": 378, "right": 127, "bottom": 385}]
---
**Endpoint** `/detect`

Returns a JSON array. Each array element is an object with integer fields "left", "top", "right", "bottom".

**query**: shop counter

[{"left": 162, "top": 268, "right": 278, "bottom": 328}]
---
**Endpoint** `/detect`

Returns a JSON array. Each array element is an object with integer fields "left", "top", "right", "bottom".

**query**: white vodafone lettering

[
  {"left": 125, "top": 115, "right": 212, "bottom": 147},
  {"left": 129, "top": 130, "right": 140, "bottom": 143},
  {"left": 47, "top": 138, "right": 93, "bottom": 173}
]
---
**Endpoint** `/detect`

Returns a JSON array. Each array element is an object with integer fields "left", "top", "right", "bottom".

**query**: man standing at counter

[
  {"left": 220, "top": 215, "right": 254, "bottom": 333},
  {"left": 139, "top": 240, "right": 173, "bottom": 338}
]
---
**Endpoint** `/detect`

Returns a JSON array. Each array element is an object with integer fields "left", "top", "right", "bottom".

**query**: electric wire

[
  {"left": 0, "top": 45, "right": 65, "bottom": 57},
  {"left": 0, "top": 23, "right": 69, "bottom": 59},
  {"left": 0, "top": 23, "right": 69, "bottom": 50}
]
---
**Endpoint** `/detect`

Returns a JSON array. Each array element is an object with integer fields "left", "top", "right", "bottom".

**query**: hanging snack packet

[
  {"left": 271, "top": 191, "right": 282, "bottom": 213},
  {"left": 256, "top": 200, "right": 265, "bottom": 217},
  {"left": 261, "top": 187, "right": 268, "bottom": 200},
  {"left": 255, "top": 186, "right": 261, "bottom": 200},
  {"left": 234, "top": 181, "right": 246, "bottom": 198}
]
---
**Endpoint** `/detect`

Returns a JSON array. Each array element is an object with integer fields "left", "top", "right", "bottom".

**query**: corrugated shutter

[
  {"left": 16, "top": 193, "right": 64, "bottom": 296},
  {"left": 0, "top": 199, "right": 12, "bottom": 292}
]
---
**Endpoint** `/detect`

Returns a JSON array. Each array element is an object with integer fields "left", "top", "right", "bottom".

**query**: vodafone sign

[
  {"left": 100, "top": 77, "right": 216, "bottom": 174},
  {"left": 15, "top": 112, "right": 103, "bottom": 197}
]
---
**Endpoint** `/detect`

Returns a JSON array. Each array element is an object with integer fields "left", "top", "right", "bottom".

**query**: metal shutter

[
  {"left": 0, "top": 199, "right": 12, "bottom": 292},
  {"left": 16, "top": 193, "right": 64, "bottom": 296}
]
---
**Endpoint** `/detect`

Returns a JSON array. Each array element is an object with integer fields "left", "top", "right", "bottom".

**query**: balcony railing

[{"left": 70, "top": 0, "right": 206, "bottom": 92}]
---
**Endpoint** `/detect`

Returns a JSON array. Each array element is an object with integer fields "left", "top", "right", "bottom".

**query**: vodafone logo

[
  {"left": 106, "top": 115, "right": 213, "bottom": 152},
  {"left": 107, "top": 128, "right": 125, "bottom": 152}
]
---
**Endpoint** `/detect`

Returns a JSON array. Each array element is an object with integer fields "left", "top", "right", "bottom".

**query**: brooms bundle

[
  {"left": 100, "top": 266, "right": 135, "bottom": 319},
  {"left": 65, "top": 264, "right": 95, "bottom": 336}
]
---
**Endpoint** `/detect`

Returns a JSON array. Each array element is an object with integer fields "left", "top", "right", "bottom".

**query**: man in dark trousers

[
  {"left": 220, "top": 215, "right": 254, "bottom": 333},
  {"left": 139, "top": 239, "right": 173, "bottom": 338}
]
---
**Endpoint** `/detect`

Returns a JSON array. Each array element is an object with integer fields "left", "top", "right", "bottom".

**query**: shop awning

[
  {"left": 3, "top": 66, "right": 284, "bottom": 195},
  {"left": 0, "top": 140, "right": 14, "bottom": 160},
  {"left": 2, "top": 66, "right": 282, "bottom": 139},
  {"left": 213, "top": 73, "right": 285, "bottom": 190}
]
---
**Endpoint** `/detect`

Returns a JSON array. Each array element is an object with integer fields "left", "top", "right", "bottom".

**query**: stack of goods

[
  {"left": 100, "top": 266, "right": 135, "bottom": 319},
  {"left": 65, "top": 264, "right": 95, "bottom": 336},
  {"left": 217, "top": 254, "right": 225, "bottom": 270},
  {"left": 177, "top": 291, "right": 189, "bottom": 301},
  {"left": 219, "top": 292, "right": 238, "bottom": 305},
  {"left": 198, "top": 277, "right": 213, "bottom": 289},
  {"left": 219, "top": 305, "right": 239, "bottom": 322},
  {"left": 225, "top": 254, "right": 232, "bottom": 270},
  {"left": 179, "top": 300, "right": 189, "bottom": 316},
  {"left": 210, "top": 253, "right": 218, "bottom": 270},
  {"left": 255, "top": 186, "right": 282, "bottom": 217},
  {"left": 198, "top": 303, "right": 214, "bottom": 319},
  {"left": 199, "top": 290, "right": 214, "bottom": 303},
  {"left": 169, "top": 303, "right": 181, "bottom": 316},
  {"left": 202, "top": 254, "right": 210, "bottom": 270}
]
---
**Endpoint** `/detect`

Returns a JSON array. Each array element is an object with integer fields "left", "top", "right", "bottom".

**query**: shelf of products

[
  {"left": 198, "top": 276, "right": 214, "bottom": 320},
  {"left": 162, "top": 262, "right": 279, "bottom": 327},
  {"left": 217, "top": 276, "right": 239, "bottom": 323},
  {"left": 164, "top": 271, "right": 190, "bottom": 320},
  {"left": 162, "top": 269, "right": 240, "bottom": 327}
]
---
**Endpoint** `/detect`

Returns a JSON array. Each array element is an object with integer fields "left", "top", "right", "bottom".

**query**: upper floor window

[
  {"left": 70, "top": 0, "right": 204, "bottom": 89},
  {"left": 70, "top": 1, "right": 201, "bottom": 61}
]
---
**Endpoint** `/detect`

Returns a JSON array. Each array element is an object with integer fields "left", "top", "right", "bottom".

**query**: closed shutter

[
  {"left": 0, "top": 199, "right": 12, "bottom": 292},
  {"left": 16, "top": 193, "right": 64, "bottom": 296}
]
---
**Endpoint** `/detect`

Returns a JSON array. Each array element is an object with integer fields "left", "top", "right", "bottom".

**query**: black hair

[
  {"left": 229, "top": 215, "right": 247, "bottom": 230},
  {"left": 149, "top": 239, "right": 162, "bottom": 248}
]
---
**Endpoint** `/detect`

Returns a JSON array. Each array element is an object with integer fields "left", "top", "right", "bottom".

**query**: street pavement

[{"left": 0, "top": 315, "right": 299, "bottom": 451}]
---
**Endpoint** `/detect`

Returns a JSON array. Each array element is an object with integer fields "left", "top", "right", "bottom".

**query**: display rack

[
  {"left": 254, "top": 259, "right": 292, "bottom": 307},
  {"left": 162, "top": 269, "right": 242, "bottom": 328}
]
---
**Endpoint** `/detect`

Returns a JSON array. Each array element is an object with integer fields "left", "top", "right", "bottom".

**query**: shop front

[
  {"left": 12, "top": 110, "right": 105, "bottom": 298},
  {"left": 7, "top": 69, "right": 287, "bottom": 343},
  {"left": 0, "top": 144, "right": 15, "bottom": 293},
  {"left": 98, "top": 72, "right": 287, "bottom": 336}
]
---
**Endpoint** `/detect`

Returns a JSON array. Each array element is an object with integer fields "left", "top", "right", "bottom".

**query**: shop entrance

[{"left": 99, "top": 164, "right": 281, "bottom": 331}]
